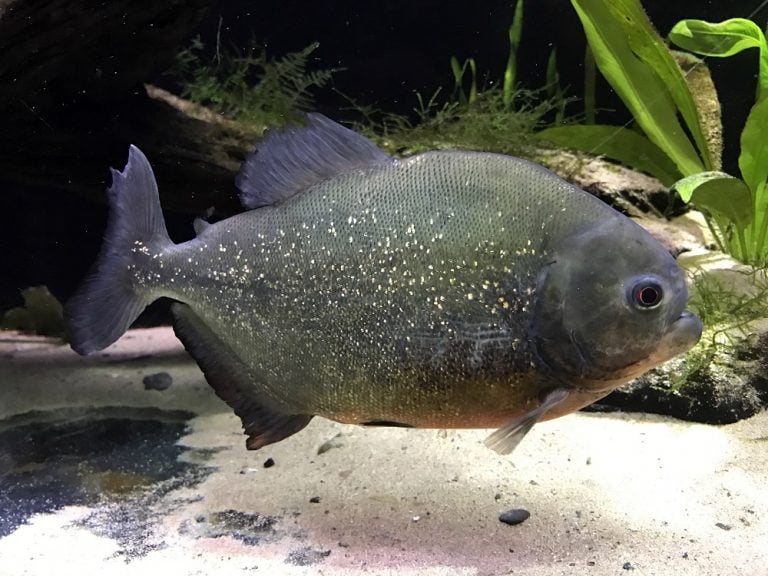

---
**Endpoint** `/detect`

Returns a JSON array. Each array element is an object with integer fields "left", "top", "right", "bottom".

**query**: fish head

[{"left": 532, "top": 215, "right": 703, "bottom": 392}]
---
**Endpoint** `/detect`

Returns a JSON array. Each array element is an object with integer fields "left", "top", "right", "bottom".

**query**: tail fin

[{"left": 65, "top": 145, "right": 172, "bottom": 355}]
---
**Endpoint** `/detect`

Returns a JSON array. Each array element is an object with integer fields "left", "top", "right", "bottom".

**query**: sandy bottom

[{"left": 1, "top": 328, "right": 766, "bottom": 576}]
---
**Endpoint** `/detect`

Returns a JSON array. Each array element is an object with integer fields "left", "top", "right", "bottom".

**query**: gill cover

[{"left": 531, "top": 217, "right": 692, "bottom": 387}]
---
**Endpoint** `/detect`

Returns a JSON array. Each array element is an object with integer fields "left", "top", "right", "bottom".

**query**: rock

[
  {"left": 498, "top": 508, "right": 531, "bottom": 526},
  {"left": 535, "top": 147, "right": 706, "bottom": 258},
  {"left": 142, "top": 372, "right": 173, "bottom": 391},
  {"left": 634, "top": 212, "right": 709, "bottom": 258},
  {"left": 715, "top": 522, "right": 732, "bottom": 531},
  {"left": 533, "top": 147, "right": 686, "bottom": 219}
]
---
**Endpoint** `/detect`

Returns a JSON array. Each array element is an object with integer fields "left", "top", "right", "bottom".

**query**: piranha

[{"left": 65, "top": 114, "right": 703, "bottom": 455}]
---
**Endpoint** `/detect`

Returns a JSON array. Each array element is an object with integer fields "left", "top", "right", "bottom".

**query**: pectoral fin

[{"left": 484, "top": 388, "right": 570, "bottom": 455}]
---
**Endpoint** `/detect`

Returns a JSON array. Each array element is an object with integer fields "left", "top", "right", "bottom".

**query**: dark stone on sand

[
  {"left": 263, "top": 457, "right": 275, "bottom": 468},
  {"left": 309, "top": 496, "right": 321, "bottom": 503},
  {"left": 499, "top": 508, "right": 530, "bottom": 526},
  {"left": 623, "top": 562, "right": 635, "bottom": 570},
  {"left": 143, "top": 372, "right": 173, "bottom": 391},
  {"left": 715, "top": 522, "right": 732, "bottom": 531}
]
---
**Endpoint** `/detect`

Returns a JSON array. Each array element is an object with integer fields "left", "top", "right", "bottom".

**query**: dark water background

[{"left": 0, "top": 0, "right": 765, "bottom": 316}]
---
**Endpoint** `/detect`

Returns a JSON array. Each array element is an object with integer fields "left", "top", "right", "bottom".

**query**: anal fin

[
  {"left": 484, "top": 388, "right": 569, "bottom": 455},
  {"left": 171, "top": 303, "right": 312, "bottom": 450}
]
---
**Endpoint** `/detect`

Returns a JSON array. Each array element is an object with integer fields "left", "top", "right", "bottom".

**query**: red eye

[{"left": 633, "top": 283, "right": 663, "bottom": 308}]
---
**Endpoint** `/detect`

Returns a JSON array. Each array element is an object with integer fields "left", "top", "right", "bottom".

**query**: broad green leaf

[
  {"left": 604, "top": 1, "right": 715, "bottom": 170},
  {"left": 669, "top": 18, "right": 768, "bottom": 102},
  {"left": 739, "top": 97, "right": 768, "bottom": 257},
  {"left": 739, "top": 97, "right": 768, "bottom": 197},
  {"left": 536, "top": 124, "right": 681, "bottom": 185},
  {"left": 672, "top": 171, "right": 752, "bottom": 225},
  {"left": 570, "top": 0, "right": 708, "bottom": 176}
]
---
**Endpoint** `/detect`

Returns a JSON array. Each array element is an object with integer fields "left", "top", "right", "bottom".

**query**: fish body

[{"left": 66, "top": 115, "right": 702, "bottom": 454}]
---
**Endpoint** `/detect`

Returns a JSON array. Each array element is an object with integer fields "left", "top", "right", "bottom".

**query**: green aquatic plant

[
  {"left": 450, "top": 56, "right": 478, "bottom": 106},
  {"left": 687, "top": 267, "right": 768, "bottom": 347},
  {"left": 503, "top": 0, "right": 525, "bottom": 109},
  {"left": 669, "top": 18, "right": 768, "bottom": 103},
  {"left": 1, "top": 286, "right": 65, "bottom": 337},
  {"left": 174, "top": 38, "right": 336, "bottom": 126},
  {"left": 351, "top": 87, "right": 558, "bottom": 157},
  {"left": 449, "top": 0, "right": 524, "bottom": 110},
  {"left": 537, "top": 0, "right": 768, "bottom": 266},
  {"left": 545, "top": 49, "right": 566, "bottom": 125},
  {"left": 537, "top": 0, "right": 714, "bottom": 184},
  {"left": 368, "top": 0, "right": 561, "bottom": 156},
  {"left": 665, "top": 265, "right": 768, "bottom": 391},
  {"left": 668, "top": 18, "right": 768, "bottom": 265}
]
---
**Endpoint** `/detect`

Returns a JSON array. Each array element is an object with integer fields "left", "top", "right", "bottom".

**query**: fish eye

[{"left": 628, "top": 278, "right": 664, "bottom": 310}]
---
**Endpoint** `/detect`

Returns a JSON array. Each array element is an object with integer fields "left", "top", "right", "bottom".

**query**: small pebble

[
  {"left": 142, "top": 372, "right": 172, "bottom": 391},
  {"left": 263, "top": 458, "right": 275, "bottom": 468},
  {"left": 499, "top": 508, "right": 530, "bottom": 526},
  {"left": 715, "top": 522, "right": 731, "bottom": 531},
  {"left": 622, "top": 562, "right": 635, "bottom": 570},
  {"left": 309, "top": 496, "right": 321, "bottom": 503}
]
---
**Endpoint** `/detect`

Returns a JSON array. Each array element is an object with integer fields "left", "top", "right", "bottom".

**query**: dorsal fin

[{"left": 235, "top": 113, "right": 393, "bottom": 209}]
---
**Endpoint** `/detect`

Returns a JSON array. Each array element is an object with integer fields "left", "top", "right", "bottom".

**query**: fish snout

[{"left": 663, "top": 309, "right": 703, "bottom": 357}]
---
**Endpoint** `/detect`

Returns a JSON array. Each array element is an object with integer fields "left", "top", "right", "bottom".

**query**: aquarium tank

[{"left": 0, "top": 1, "right": 766, "bottom": 575}]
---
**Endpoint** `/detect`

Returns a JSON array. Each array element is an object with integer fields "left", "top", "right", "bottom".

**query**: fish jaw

[
  {"left": 598, "top": 308, "right": 703, "bottom": 386},
  {"left": 637, "top": 309, "right": 703, "bottom": 372}
]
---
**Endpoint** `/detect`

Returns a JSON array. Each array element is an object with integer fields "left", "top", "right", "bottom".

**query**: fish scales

[
  {"left": 66, "top": 114, "right": 702, "bottom": 454},
  {"left": 142, "top": 153, "right": 586, "bottom": 423}
]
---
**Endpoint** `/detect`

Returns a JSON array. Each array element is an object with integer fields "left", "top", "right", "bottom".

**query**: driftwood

[{"left": 0, "top": 0, "right": 255, "bottom": 215}]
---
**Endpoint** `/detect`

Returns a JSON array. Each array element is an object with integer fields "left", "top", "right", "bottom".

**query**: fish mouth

[
  {"left": 574, "top": 309, "right": 703, "bottom": 391},
  {"left": 658, "top": 309, "right": 703, "bottom": 361}
]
